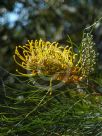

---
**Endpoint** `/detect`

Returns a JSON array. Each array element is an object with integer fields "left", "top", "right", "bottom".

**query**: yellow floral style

[{"left": 13, "top": 33, "right": 96, "bottom": 83}]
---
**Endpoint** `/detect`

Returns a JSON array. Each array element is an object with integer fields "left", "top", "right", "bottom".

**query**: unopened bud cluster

[{"left": 80, "top": 33, "right": 96, "bottom": 77}]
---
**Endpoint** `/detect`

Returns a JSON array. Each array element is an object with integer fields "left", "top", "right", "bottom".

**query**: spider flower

[{"left": 13, "top": 34, "right": 96, "bottom": 83}]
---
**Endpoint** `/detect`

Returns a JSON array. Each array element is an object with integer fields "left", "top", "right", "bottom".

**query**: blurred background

[{"left": 0, "top": 0, "right": 102, "bottom": 73}]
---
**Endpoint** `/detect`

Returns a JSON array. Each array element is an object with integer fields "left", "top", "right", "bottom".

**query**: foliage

[{"left": 0, "top": 75, "right": 102, "bottom": 136}]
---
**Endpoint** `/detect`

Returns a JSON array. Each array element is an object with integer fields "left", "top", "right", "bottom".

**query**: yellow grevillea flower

[{"left": 13, "top": 33, "right": 96, "bottom": 83}]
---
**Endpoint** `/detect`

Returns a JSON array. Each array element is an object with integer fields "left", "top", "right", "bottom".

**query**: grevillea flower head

[{"left": 13, "top": 33, "right": 96, "bottom": 83}]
